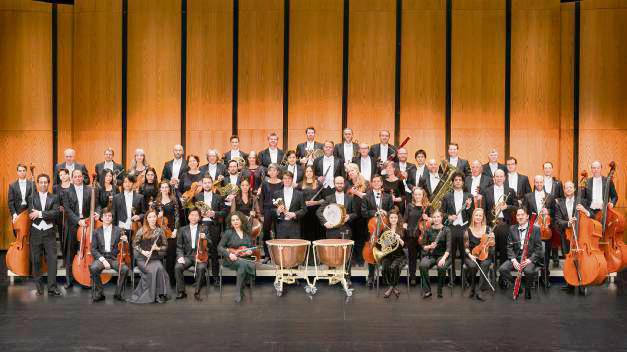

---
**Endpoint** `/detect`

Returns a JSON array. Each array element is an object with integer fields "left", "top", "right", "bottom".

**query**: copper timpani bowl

[
  {"left": 266, "top": 239, "right": 310, "bottom": 268},
  {"left": 313, "top": 239, "right": 354, "bottom": 268}
]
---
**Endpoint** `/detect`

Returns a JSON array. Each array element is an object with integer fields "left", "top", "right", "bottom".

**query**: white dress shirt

[
  {"left": 534, "top": 191, "right": 546, "bottom": 213},
  {"left": 544, "top": 176, "right": 553, "bottom": 195},
  {"left": 360, "top": 157, "right": 372, "bottom": 181},
  {"left": 202, "top": 191, "right": 213, "bottom": 221},
  {"left": 453, "top": 190, "right": 464, "bottom": 226},
  {"left": 230, "top": 150, "right": 241, "bottom": 159},
  {"left": 591, "top": 177, "right": 603, "bottom": 209},
  {"left": 103, "top": 225, "right": 112, "bottom": 253},
  {"left": 33, "top": 192, "right": 53, "bottom": 231},
  {"left": 374, "top": 191, "right": 382, "bottom": 208},
  {"left": 470, "top": 176, "right": 481, "bottom": 196},
  {"left": 66, "top": 163, "right": 75, "bottom": 174},
  {"left": 518, "top": 223, "right": 529, "bottom": 248},
  {"left": 343, "top": 143, "right": 354, "bottom": 160},
  {"left": 380, "top": 144, "right": 389, "bottom": 161},
  {"left": 121, "top": 191, "right": 134, "bottom": 229},
  {"left": 565, "top": 196, "right": 575, "bottom": 218},
  {"left": 335, "top": 192, "right": 345, "bottom": 206},
  {"left": 306, "top": 141, "right": 315, "bottom": 151},
  {"left": 190, "top": 224, "right": 198, "bottom": 249},
  {"left": 283, "top": 187, "right": 293, "bottom": 210},
  {"left": 207, "top": 164, "right": 218, "bottom": 180},
  {"left": 429, "top": 173, "right": 440, "bottom": 193},
  {"left": 322, "top": 156, "right": 335, "bottom": 188},
  {"left": 75, "top": 185, "right": 84, "bottom": 216},
  {"left": 449, "top": 157, "right": 459, "bottom": 168},
  {"left": 18, "top": 179, "right": 27, "bottom": 205},
  {"left": 494, "top": 185, "right": 505, "bottom": 219},
  {"left": 104, "top": 161, "right": 114, "bottom": 171},
  {"left": 269, "top": 148, "right": 278, "bottom": 164},
  {"left": 288, "top": 164, "right": 298, "bottom": 181},
  {"left": 415, "top": 165, "right": 425, "bottom": 186},
  {"left": 508, "top": 172, "right": 519, "bottom": 193},
  {"left": 489, "top": 162, "right": 498, "bottom": 175},
  {"left": 172, "top": 158, "right": 183, "bottom": 179},
  {"left": 229, "top": 174, "right": 239, "bottom": 185}
]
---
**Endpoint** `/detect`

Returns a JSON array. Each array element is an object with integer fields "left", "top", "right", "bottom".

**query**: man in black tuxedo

[
  {"left": 441, "top": 143, "right": 470, "bottom": 177},
  {"left": 199, "top": 149, "right": 226, "bottom": 182},
  {"left": 259, "top": 132, "right": 285, "bottom": 168},
  {"left": 296, "top": 127, "right": 324, "bottom": 167},
  {"left": 407, "top": 149, "right": 429, "bottom": 191},
  {"left": 419, "top": 159, "right": 442, "bottom": 198},
  {"left": 313, "top": 141, "right": 344, "bottom": 198},
  {"left": 542, "top": 161, "right": 563, "bottom": 200},
  {"left": 281, "top": 150, "right": 304, "bottom": 184},
  {"left": 464, "top": 160, "right": 491, "bottom": 204},
  {"left": 112, "top": 175, "right": 145, "bottom": 237},
  {"left": 522, "top": 175, "right": 554, "bottom": 288},
  {"left": 505, "top": 156, "right": 531, "bottom": 204},
  {"left": 498, "top": 207, "right": 544, "bottom": 299},
  {"left": 193, "top": 175, "right": 226, "bottom": 285},
  {"left": 317, "top": 176, "right": 357, "bottom": 239},
  {"left": 174, "top": 208, "right": 208, "bottom": 300},
  {"left": 161, "top": 144, "right": 187, "bottom": 188},
  {"left": 64, "top": 169, "right": 98, "bottom": 288},
  {"left": 369, "top": 130, "right": 397, "bottom": 167},
  {"left": 8, "top": 163, "right": 33, "bottom": 225},
  {"left": 584, "top": 160, "right": 619, "bottom": 217},
  {"left": 396, "top": 147, "right": 416, "bottom": 196},
  {"left": 334, "top": 128, "right": 359, "bottom": 166},
  {"left": 54, "top": 148, "right": 89, "bottom": 185},
  {"left": 442, "top": 172, "right": 473, "bottom": 282},
  {"left": 273, "top": 171, "right": 307, "bottom": 239},
  {"left": 89, "top": 208, "right": 129, "bottom": 302},
  {"left": 28, "top": 173, "right": 61, "bottom": 296},
  {"left": 223, "top": 135, "right": 248, "bottom": 165},
  {"left": 352, "top": 143, "right": 377, "bottom": 182},
  {"left": 482, "top": 148, "right": 507, "bottom": 178},
  {"left": 94, "top": 147, "right": 124, "bottom": 185}
]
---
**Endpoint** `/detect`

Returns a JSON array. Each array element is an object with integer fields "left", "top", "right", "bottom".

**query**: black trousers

[
  {"left": 464, "top": 256, "right": 492, "bottom": 291},
  {"left": 165, "top": 238, "right": 177, "bottom": 286},
  {"left": 262, "top": 208, "right": 275, "bottom": 258},
  {"left": 89, "top": 257, "right": 129, "bottom": 297},
  {"left": 493, "top": 222, "right": 510, "bottom": 267},
  {"left": 200, "top": 220, "right": 221, "bottom": 277},
  {"left": 419, "top": 256, "right": 451, "bottom": 293},
  {"left": 66, "top": 224, "right": 80, "bottom": 282},
  {"left": 498, "top": 260, "right": 538, "bottom": 288},
  {"left": 449, "top": 225, "right": 466, "bottom": 279},
  {"left": 174, "top": 256, "right": 207, "bottom": 293},
  {"left": 351, "top": 217, "right": 367, "bottom": 264},
  {"left": 30, "top": 228, "right": 58, "bottom": 289},
  {"left": 405, "top": 234, "right": 420, "bottom": 279}
]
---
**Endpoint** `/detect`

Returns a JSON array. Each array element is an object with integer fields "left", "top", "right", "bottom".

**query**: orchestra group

[{"left": 6, "top": 127, "right": 624, "bottom": 304}]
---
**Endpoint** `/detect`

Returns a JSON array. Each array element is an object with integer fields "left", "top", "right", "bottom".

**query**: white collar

[
  {"left": 494, "top": 184, "right": 504, "bottom": 190},
  {"left": 18, "top": 179, "right": 27, "bottom": 183}
]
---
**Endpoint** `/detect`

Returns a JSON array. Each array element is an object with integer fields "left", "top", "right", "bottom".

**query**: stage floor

[{"left": 1, "top": 275, "right": 626, "bottom": 352}]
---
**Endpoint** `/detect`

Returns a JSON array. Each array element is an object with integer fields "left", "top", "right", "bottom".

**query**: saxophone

[{"left": 428, "top": 161, "right": 457, "bottom": 211}]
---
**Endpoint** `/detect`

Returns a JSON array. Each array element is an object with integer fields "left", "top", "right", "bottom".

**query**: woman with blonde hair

[{"left": 463, "top": 207, "right": 493, "bottom": 301}]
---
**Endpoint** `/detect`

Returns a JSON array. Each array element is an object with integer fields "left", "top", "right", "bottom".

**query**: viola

[
  {"left": 117, "top": 230, "right": 131, "bottom": 268},
  {"left": 471, "top": 233, "right": 495, "bottom": 261},
  {"left": 539, "top": 212, "right": 553, "bottom": 241},
  {"left": 195, "top": 224, "right": 210, "bottom": 264}
]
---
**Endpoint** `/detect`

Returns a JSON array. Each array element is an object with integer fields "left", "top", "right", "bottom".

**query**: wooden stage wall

[{"left": 1, "top": 0, "right": 626, "bottom": 248}]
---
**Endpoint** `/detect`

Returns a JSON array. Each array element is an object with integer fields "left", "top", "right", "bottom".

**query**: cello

[
  {"left": 363, "top": 211, "right": 390, "bottom": 265},
  {"left": 593, "top": 161, "right": 627, "bottom": 272},
  {"left": 72, "top": 174, "right": 110, "bottom": 287}
]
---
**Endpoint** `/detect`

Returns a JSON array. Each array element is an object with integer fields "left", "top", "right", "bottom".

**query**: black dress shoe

[
  {"left": 409, "top": 278, "right": 417, "bottom": 287},
  {"left": 423, "top": 291, "right": 432, "bottom": 299},
  {"left": 113, "top": 294, "right": 125, "bottom": 302},
  {"left": 48, "top": 288, "right": 62, "bottom": 296},
  {"left": 366, "top": 277, "right": 374, "bottom": 289},
  {"left": 194, "top": 293, "right": 203, "bottom": 301},
  {"left": 525, "top": 288, "right": 532, "bottom": 300},
  {"left": 35, "top": 283, "right": 44, "bottom": 296},
  {"left": 92, "top": 294, "right": 105, "bottom": 302},
  {"left": 64, "top": 282, "right": 73, "bottom": 289},
  {"left": 162, "top": 294, "right": 171, "bottom": 301},
  {"left": 156, "top": 296, "right": 166, "bottom": 304},
  {"left": 468, "top": 290, "right": 476, "bottom": 299},
  {"left": 475, "top": 292, "right": 485, "bottom": 302},
  {"left": 176, "top": 292, "right": 188, "bottom": 300},
  {"left": 437, "top": 288, "right": 443, "bottom": 298}
]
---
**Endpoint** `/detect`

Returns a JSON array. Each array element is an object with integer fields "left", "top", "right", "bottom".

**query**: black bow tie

[{"left": 519, "top": 227, "right": 526, "bottom": 232}]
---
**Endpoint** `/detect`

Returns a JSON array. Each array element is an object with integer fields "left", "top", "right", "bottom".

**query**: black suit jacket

[
  {"left": 222, "top": 173, "right": 244, "bottom": 186},
  {"left": 369, "top": 143, "right": 397, "bottom": 163},
  {"left": 464, "top": 174, "right": 492, "bottom": 195},
  {"left": 361, "top": 190, "right": 394, "bottom": 218},
  {"left": 522, "top": 191, "right": 555, "bottom": 217},
  {"left": 281, "top": 164, "right": 305, "bottom": 184},
  {"left": 418, "top": 173, "right": 443, "bottom": 198},
  {"left": 54, "top": 162, "right": 90, "bottom": 185},
  {"left": 66, "top": 184, "right": 95, "bottom": 226},
  {"left": 258, "top": 148, "right": 285, "bottom": 168},
  {"left": 481, "top": 185, "right": 517, "bottom": 225},
  {"left": 441, "top": 158, "right": 471, "bottom": 177},
  {"left": 352, "top": 156, "right": 377, "bottom": 180},
  {"left": 193, "top": 192, "right": 226, "bottom": 232},
  {"left": 317, "top": 192, "right": 357, "bottom": 237},
  {"left": 333, "top": 142, "right": 359, "bottom": 162},
  {"left": 313, "top": 156, "right": 344, "bottom": 181},
  {"left": 507, "top": 224, "right": 544, "bottom": 265},
  {"left": 482, "top": 162, "right": 507, "bottom": 178},
  {"left": 91, "top": 226, "right": 123, "bottom": 260},
  {"left": 223, "top": 150, "right": 248, "bottom": 163},
  {"left": 112, "top": 191, "right": 145, "bottom": 226},
  {"left": 296, "top": 142, "right": 324, "bottom": 159},
  {"left": 506, "top": 173, "right": 532, "bottom": 202},
  {"left": 272, "top": 188, "right": 307, "bottom": 237},
  {"left": 28, "top": 192, "right": 60, "bottom": 230},
  {"left": 94, "top": 161, "right": 125, "bottom": 185},
  {"left": 199, "top": 163, "right": 226, "bottom": 180},
  {"left": 8, "top": 180, "right": 33, "bottom": 216},
  {"left": 544, "top": 177, "right": 564, "bottom": 200},
  {"left": 583, "top": 176, "right": 618, "bottom": 208},
  {"left": 176, "top": 224, "right": 205, "bottom": 258},
  {"left": 407, "top": 165, "right": 429, "bottom": 189},
  {"left": 442, "top": 191, "right": 473, "bottom": 225},
  {"left": 161, "top": 159, "right": 188, "bottom": 182}
]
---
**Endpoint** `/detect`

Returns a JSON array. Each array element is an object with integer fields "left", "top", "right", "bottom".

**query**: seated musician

[
  {"left": 463, "top": 208, "right": 493, "bottom": 301},
  {"left": 174, "top": 208, "right": 208, "bottom": 301},
  {"left": 218, "top": 211, "right": 256, "bottom": 303},
  {"left": 497, "top": 207, "right": 543, "bottom": 299},
  {"left": 272, "top": 171, "right": 306, "bottom": 239},
  {"left": 379, "top": 208, "right": 406, "bottom": 299},
  {"left": 418, "top": 210, "right": 452, "bottom": 298},
  {"left": 361, "top": 175, "right": 394, "bottom": 288},
  {"left": 522, "top": 175, "right": 554, "bottom": 288},
  {"left": 89, "top": 208, "right": 129, "bottom": 302}
]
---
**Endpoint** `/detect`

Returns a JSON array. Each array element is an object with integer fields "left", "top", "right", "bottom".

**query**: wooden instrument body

[
  {"left": 196, "top": 238, "right": 209, "bottom": 263},
  {"left": 539, "top": 214, "right": 553, "bottom": 241},
  {"left": 363, "top": 215, "right": 389, "bottom": 264},
  {"left": 7, "top": 210, "right": 33, "bottom": 276},
  {"left": 117, "top": 240, "right": 132, "bottom": 268},
  {"left": 595, "top": 207, "right": 627, "bottom": 272},
  {"left": 72, "top": 218, "right": 111, "bottom": 287},
  {"left": 471, "top": 233, "right": 495, "bottom": 261},
  {"left": 564, "top": 211, "right": 608, "bottom": 286}
]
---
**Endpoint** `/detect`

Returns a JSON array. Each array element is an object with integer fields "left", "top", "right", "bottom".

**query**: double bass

[
  {"left": 593, "top": 161, "right": 627, "bottom": 272},
  {"left": 71, "top": 174, "right": 110, "bottom": 287},
  {"left": 563, "top": 171, "right": 608, "bottom": 288}
]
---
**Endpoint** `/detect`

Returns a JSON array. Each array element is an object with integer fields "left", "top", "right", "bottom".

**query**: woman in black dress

[
  {"left": 156, "top": 181, "right": 181, "bottom": 286},
  {"left": 242, "top": 151, "right": 266, "bottom": 193},
  {"left": 382, "top": 161, "right": 404, "bottom": 211},
  {"left": 53, "top": 168, "right": 71, "bottom": 267},
  {"left": 218, "top": 211, "right": 256, "bottom": 303},
  {"left": 403, "top": 187, "right": 431, "bottom": 286},
  {"left": 231, "top": 178, "right": 256, "bottom": 217},
  {"left": 380, "top": 208, "right": 407, "bottom": 298},
  {"left": 258, "top": 163, "right": 282, "bottom": 262},
  {"left": 139, "top": 167, "right": 159, "bottom": 205},
  {"left": 345, "top": 163, "right": 368, "bottom": 265},
  {"left": 464, "top": 207, "right": 493, "bottom": 301},
  {"left": 299, "top": 165, "right": 324, "bottom": 243},
  {"left": 128, "top": 148, "right": 149, "bottom": 185},
  {"left": 96, "top": 169, "right": 118, "bottom": 211},
  {"left": 178, "top": 154, "right": 203, "bottom": 194},
  {"left": 419, "top": 210, "right": 452, "bottom": 298}
]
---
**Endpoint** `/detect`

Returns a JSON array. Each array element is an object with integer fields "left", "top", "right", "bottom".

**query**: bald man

[
  {"left": 161, "top": 144, "right": 188, "bottom": 187},
  {"left": 583, "top": 161, "right": 618, "bottom": 216},
  {"left": 418, "top": 159, "right": 442, "bottom": 198},
  {"left": 464, "top": 160, "right": 492, "bottom": 199},
  {"left": 54, "top": 148, "right": 89, "bottom": 185}
]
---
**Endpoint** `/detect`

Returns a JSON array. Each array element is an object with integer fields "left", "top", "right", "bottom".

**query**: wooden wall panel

[
  {"left": 347, "top": 0, "right": 396, "bottom": 147},
  {"left": 400, "top": 0, "right": 446, "bottom": 161},
  {"left": 127, "top": 0, "right": 181, "bottom": 173},
  {"left": 451, "top": 0, "right": 505, "bottom": 163},
  {"left": 0, "top": 0, "right": 52, "bottom": 249},
  {"left": 288, "top": 0, "right": 343, "bottom": 150},
  {"left": 57, "top": 4, "right": 73, "bottom": 163},
  {"left": 187, "top": 0, "right": 233, "bottom": 159},
  {"left": 72, "top": 0, "right": 122, "bottom": 174},
  {"left": 580, "top": 2, "right": 627, "bottom": 208},
  {"left": 238, "top": 0, "right": 283, "bottom": 153},
  {"left": 559, "top": 2, "right": 574, "bottom": 182},
  {"left": 510, "top": 0, "right": 561, "bottom": 179}
]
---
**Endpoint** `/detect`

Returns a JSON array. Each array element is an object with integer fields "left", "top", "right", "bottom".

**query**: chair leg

[
  {"left": 375, "top": 265, "right": 380, "bottom": 297},
  {"left": 405, "top": 266, "right": 410, "bottom": 296},
  {"left": 461, "top": 264, "right": 465, "bottom": 289}
]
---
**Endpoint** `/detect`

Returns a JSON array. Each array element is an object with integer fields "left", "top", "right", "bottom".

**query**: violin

[
  {"left": 471, "top": 232, "right": 495, "bottom": 261},
  {"left": 181, "top": 181, "right": 202, "bottom": 204},
  {"left": 539, "top": 212, "right": 553, "bottom": 241},
  {"left": 195, "top": 224, "right": 210, "bottom": 264},
  {"left": 117, "top": 229, "right": 131, "bottom": 268},
  {"left": 227, "top": 246, "right": 259, "bottom": 258},
  {"left": 416, "top": 204, "right": 431, "bottom": 243}
]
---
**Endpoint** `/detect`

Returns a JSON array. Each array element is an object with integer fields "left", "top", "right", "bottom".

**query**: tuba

[
  {"left": 428, "top": 161, "right": 457, "bottom": 211},
  {"left": 373, "top": 229, "right": 400, "bottom": 263}
]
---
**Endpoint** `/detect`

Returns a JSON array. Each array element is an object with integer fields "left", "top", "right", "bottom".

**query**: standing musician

[
  {"left": 334, "top": 128, "right": 359, "bottom": 166},
  {"left": 94, "top": 147, "right": 124, "bottom": 185},
  {"left": 345, "top": 163, "right": 368, "bottom": 265},
  {"left": 8, "top": 163, "right": 33, "bottom": 227},
  {"left": 139, "top": 167, "right": 159, "bottom": 205},
  {"left": 112, "top": 175, "right": 146, "bottom": 238},
  {"left": 407, "top": 149, "right": 429, "bottom": 191},
  {"left": 29, "top": 173, "right": 61, "bottom": 296},
  {"left": 313, "top": 141, "right": 344, "bottom": 198},
  {"left": 403, "top": 187, "right": 431, "bottom": 286},
  {"left": 127, "top": 148, "right": 149, "bottom": 183},
  {"left": 382, "top": 161, "right": 404, "bottom": 210},
  {"left": 380, "top": 208, "right": 406, "bottom": 299},
  {"left": 361, "top": 175, "right": 394, "bottom": 288},
  {"left": 96, "top": 169, "right": 118, "bottom": 213},
  {"left": 174, "top": 208, "right": 208, "bottom": 301},
  {"left": 89, "top": 208, "right": 129, "bottom": 302},
  {"left": 53, "top": 168, "right": 71, "bottom": 263},
  {"left": 418, "top": 210, "right": 452, "bottom": 298},
  {"left": 498, "top": 207, "right": 544, "bottom": 299},
  {"left": 272, "top": 171, "right": 307, "bottom": 239},
  {"left": 156, "top": 181, "right": 181, "bottom": 286},
  {"left": 443, "top": 171, "right": 473, "bottom": 284},
  {"left": 223, "top": 135, "right": 248, "bottom": 163},
  {"left": 317, "top": 176, "right": 357, "bottom": 239},
  {"left": 282, "top": 150, "right": 304, "bottom": 184},
  {"left": 396, "top": 147, "right": 416, "bottom": 196},
  {"left": 199, "top": 149, "right": 226, "bottom": 182},
  {"left": 505, "top": 157, "right": 531, "bottom": 204},
  {"left": 555, "top": 181, "right": 591, "bottom": 293},
  {"left": 178, "top": 155, "right": 203, "bottom": 194},
  {"left": 299, "top": 166, "right": 324, "bottom": 243},
  {"left": 259, "top": 132, "right": 285, "bottom": 168},
  {"left": 231, "top": 179, "right": 257, "bottom": 217},
  {"left": 64, "top": 169, "right": 98, "bottom": 288},
  {"left": 54, "top": 148, "right": 89, "bottom": 185},
  {"left": 523, "top": 175, "right": 555, "bottom": 288},
  {"left": 465, "top": 160, "right": 492, "bottom": 200},
  {"left": 222, "top": 160, "right": 242, "bottom": 209},
  {"left": 218, "top": 211, "right": 257, "bottom": 303},
  {"left": 463, "top": 208, "right": 494, "bottom": 301},
  {"left": 543, "top": 161, "right": 564, "bottom": 269},
  {"left": 242, "top": 151, "right": 266, "bottom": 193},
  {"left": 128, "top": 209, "right": 170, "bottom": 304},
  {"left": 369, "top": 130, "right": 397, "bottom": 166},
  {"left": 480, "top": 169, "right": 516, "bottom": 286},
  {"left": 442, "top": 143, "right": 471, "bottom": 177},
  {"left": 296, "top": 126, "right": 324, "bottom": 166},
  {"left": 419, "top": 159, "right": 441, "bottom": 198},
  {"left": 353, "top": 143, "right": 376, "bottom": 182},
  {"left": 161, "top": 144, "right": 188, "bottom": 188},
  {"left": 258, "top": 164, "right": 283, "bottom": 262},
  {"left": 482, "top": 148, "right": 507, "bottom": 178},
  {"left": 584, "top": 160, "right": 618, "bottom": 217},
  {"left": 193, "top": 175, "right": 226, "bottom": 286}
]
